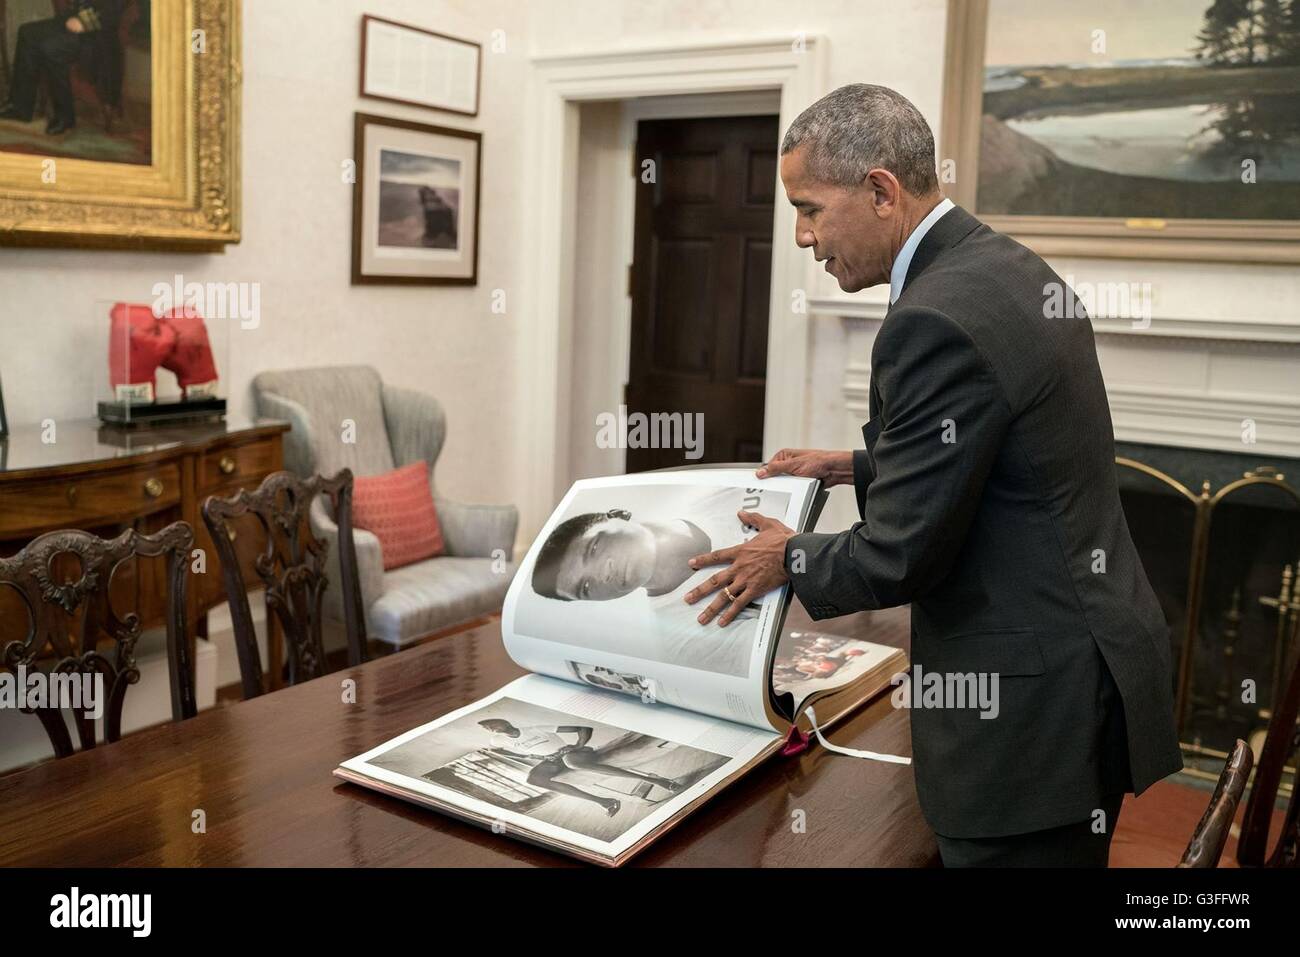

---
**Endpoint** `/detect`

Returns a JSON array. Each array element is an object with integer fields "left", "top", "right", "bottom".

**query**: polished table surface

[{"left": 0, "top": 603, "right": 938, "bottom": 867}]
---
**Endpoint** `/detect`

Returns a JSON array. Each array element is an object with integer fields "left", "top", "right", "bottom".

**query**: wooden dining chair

[
  {"left": 1178, "top": 739, "right": 1253, "bottom": 868},
  {"left": 0, "top": 522, "right": 196, "bottom": 758},
  {"left": 1236, "top": 633, "right": 1300, "bottom": 868},
  {"left": 201, "top": 469, "right": 367, "bottom": 698}
]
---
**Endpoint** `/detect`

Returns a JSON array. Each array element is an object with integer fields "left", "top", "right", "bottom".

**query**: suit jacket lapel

[{"left": 869, "top": 207, "right": 982, "bottom": 447}]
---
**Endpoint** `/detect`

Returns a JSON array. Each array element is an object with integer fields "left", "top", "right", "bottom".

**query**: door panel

[{"left": 626, "top": 114, "right": 778, "bottom": 473}]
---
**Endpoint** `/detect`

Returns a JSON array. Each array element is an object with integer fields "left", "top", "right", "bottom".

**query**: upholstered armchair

[{"left": 251, "top": 366, "right": 517, "bottom": 647}]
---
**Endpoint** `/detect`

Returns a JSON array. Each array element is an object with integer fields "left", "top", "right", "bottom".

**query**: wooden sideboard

[{"left": 0, "top": 417, "right": 289, "bottom": 651}]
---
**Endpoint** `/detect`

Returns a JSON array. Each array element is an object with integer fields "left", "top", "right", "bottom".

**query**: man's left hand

[{"left": 684, "top": 510, "right": 795, "bottom": 627}]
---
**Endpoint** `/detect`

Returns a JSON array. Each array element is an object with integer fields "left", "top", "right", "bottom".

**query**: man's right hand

[{"left": 756, "top": 449, "right": 854, "bottom": 487}]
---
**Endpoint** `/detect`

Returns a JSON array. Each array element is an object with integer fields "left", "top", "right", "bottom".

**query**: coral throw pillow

[{"left": 351, "top": 462, "right": 445, "bottom": 570}]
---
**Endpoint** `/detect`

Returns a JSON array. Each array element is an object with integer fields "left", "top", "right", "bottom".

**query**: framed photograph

[
  {"left": 351, "top": 112, "right": 480, "bottom": 285},
  {"left": 0, "top": 0, "right": 240, "bottom": 250},
  {"left": 940, "top": 0, "right": 1300, "bottom": 262},
  {"left": 360, "top": 14, "right": 480, "bottom": 117}
]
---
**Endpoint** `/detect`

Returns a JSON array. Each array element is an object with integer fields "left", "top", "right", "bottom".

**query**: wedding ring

[{"left": 723, "top": 586, "right": 736, "bottom": 602}]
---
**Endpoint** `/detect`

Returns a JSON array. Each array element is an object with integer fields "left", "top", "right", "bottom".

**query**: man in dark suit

[
  {"left": 683, "top": 83, "right": 1183, "bottom": 866},
  {"left": 0, "top": 1, "right": 123, "bottom": 135}
]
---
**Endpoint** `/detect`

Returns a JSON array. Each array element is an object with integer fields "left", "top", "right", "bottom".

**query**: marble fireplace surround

[{"left": 807, "top": 291, "right": 1300, "bottom": 536}]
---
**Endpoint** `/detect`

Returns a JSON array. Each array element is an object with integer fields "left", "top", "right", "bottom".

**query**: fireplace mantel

[{"left": 812, "top": 302, "right": 1300, "bottom": 459}]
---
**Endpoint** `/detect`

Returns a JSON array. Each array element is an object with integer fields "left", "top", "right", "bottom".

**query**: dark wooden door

[{"left": 625, "top": 114, "right": 778, "bottom": 472}]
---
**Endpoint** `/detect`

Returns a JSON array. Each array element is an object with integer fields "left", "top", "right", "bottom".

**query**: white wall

[{"left": 568, "top": 100, "right": 629, "bottom": 483}]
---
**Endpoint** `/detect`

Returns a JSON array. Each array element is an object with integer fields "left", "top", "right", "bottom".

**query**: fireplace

[{"left": 1116, "top": 441, "right": 1300, "bottom": 798}]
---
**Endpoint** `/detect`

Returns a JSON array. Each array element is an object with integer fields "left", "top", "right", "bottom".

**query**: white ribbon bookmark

[{"left": 803, "top": 705, "right": 912, "bottom": 765}]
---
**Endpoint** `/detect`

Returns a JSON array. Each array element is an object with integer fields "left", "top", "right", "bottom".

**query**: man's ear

[{"left": 865, "top": 168, "right": 901, "bottom": 218}]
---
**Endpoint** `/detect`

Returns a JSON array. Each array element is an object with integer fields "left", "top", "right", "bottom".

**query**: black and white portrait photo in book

[
  {"left": 517, "top": 481, "right": 793, "bottom": 678},
  {"left": 362, "top": 696, "right": 728, "bottom": 841}
]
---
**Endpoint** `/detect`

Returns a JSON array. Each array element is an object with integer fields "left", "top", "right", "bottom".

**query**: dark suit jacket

[{"left": 785, "top": 204, "right": 1183, "bottom": 839}]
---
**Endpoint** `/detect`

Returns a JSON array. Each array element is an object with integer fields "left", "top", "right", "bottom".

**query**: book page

[
  {"left": 337, "top": 674, "right": 780, "bottom": 864},
  {"left": 772, "top": 629, "right": 906, "bottom": 718},
  {"left": 501, "top": 470, "right": 818, "bottom": 731}
]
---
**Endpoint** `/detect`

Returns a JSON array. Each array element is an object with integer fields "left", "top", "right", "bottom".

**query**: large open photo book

[{"left": 335, "top": 468, "right": 907, "bottom": 865}]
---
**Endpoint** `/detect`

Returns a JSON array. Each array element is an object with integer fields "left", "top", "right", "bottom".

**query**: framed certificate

[{"left": 360, "top": 15, "right": 481, "bottom": 117}]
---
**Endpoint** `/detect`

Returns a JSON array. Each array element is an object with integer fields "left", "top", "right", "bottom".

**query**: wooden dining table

[{"left": 0, "top": 603, "right": 938, "bottom": 867}]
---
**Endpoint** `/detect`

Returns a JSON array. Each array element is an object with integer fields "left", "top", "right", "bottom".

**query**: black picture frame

[{"left": 0, "top": 372, "right": 8, "bottom": 439}]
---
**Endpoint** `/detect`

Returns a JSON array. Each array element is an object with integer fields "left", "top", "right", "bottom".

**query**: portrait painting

[
  {"left": 1, "top": 0, "right": 152, "bottom": 165},
  {"left": 0, "top": 0, "right": 239, "bottom": 249}
]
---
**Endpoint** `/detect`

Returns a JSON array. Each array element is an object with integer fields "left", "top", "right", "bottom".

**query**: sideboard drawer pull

[
  {"left": 219, "top": 455, "right": 237, "bottom": 475},
  {"left": 143, "top": 477, "right": 165, "bottom": 499}
]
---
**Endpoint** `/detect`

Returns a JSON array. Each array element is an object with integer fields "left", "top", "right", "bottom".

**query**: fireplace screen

[{"left": 1118, "top": 458, "right": 1299, "bottom": 799}]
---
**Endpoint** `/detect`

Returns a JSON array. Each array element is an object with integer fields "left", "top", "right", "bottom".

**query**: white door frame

[
  {"left": 517, "top": 36, "right": 829, "bottom": 542},
  {"left": 601, "top": 91, "right": 784, "bottom": 481}
]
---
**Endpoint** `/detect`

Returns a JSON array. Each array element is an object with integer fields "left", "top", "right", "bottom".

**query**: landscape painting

[
  {"left": 975, "top": 0, "right": 1300, "bottom": 222},
  {"left": 377, "top": 148, "right": 461, "bottom": 250},
  {"left": 352, "top": 113, "right": 480, "bottom": 284}
]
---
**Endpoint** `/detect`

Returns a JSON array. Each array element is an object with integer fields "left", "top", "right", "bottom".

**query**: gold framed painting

[
  {"left": 0, "top": 0, "right": 240, "bottom": 250},
  {"left": 941, "top": 0, "right": 1300, "bottom": 263}
]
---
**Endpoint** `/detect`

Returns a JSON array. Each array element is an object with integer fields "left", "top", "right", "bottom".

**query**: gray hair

[{"left": 781, "top": 84, "right": 938, "bottom": 197}]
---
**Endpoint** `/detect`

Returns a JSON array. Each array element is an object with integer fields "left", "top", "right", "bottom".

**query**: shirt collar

[{"left": 889, "top": 197, "right": 955, "bottom": 305}]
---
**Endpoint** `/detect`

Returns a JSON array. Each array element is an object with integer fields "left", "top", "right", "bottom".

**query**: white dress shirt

[{"left": 888, "top": 197, "right": 955, "bottom": 305}]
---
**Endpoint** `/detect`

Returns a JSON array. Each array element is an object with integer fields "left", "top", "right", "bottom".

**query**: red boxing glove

[
  {"left": 160, "top": 308, "right": 219, "bottom": 400},
  {"left": 108, "top": 303, "right": 175, "bottom": 403}
]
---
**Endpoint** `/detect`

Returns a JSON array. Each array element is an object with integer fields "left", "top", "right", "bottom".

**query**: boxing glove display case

[{"left": 97, "top": 300, "right": 230, "bottom": 426}]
